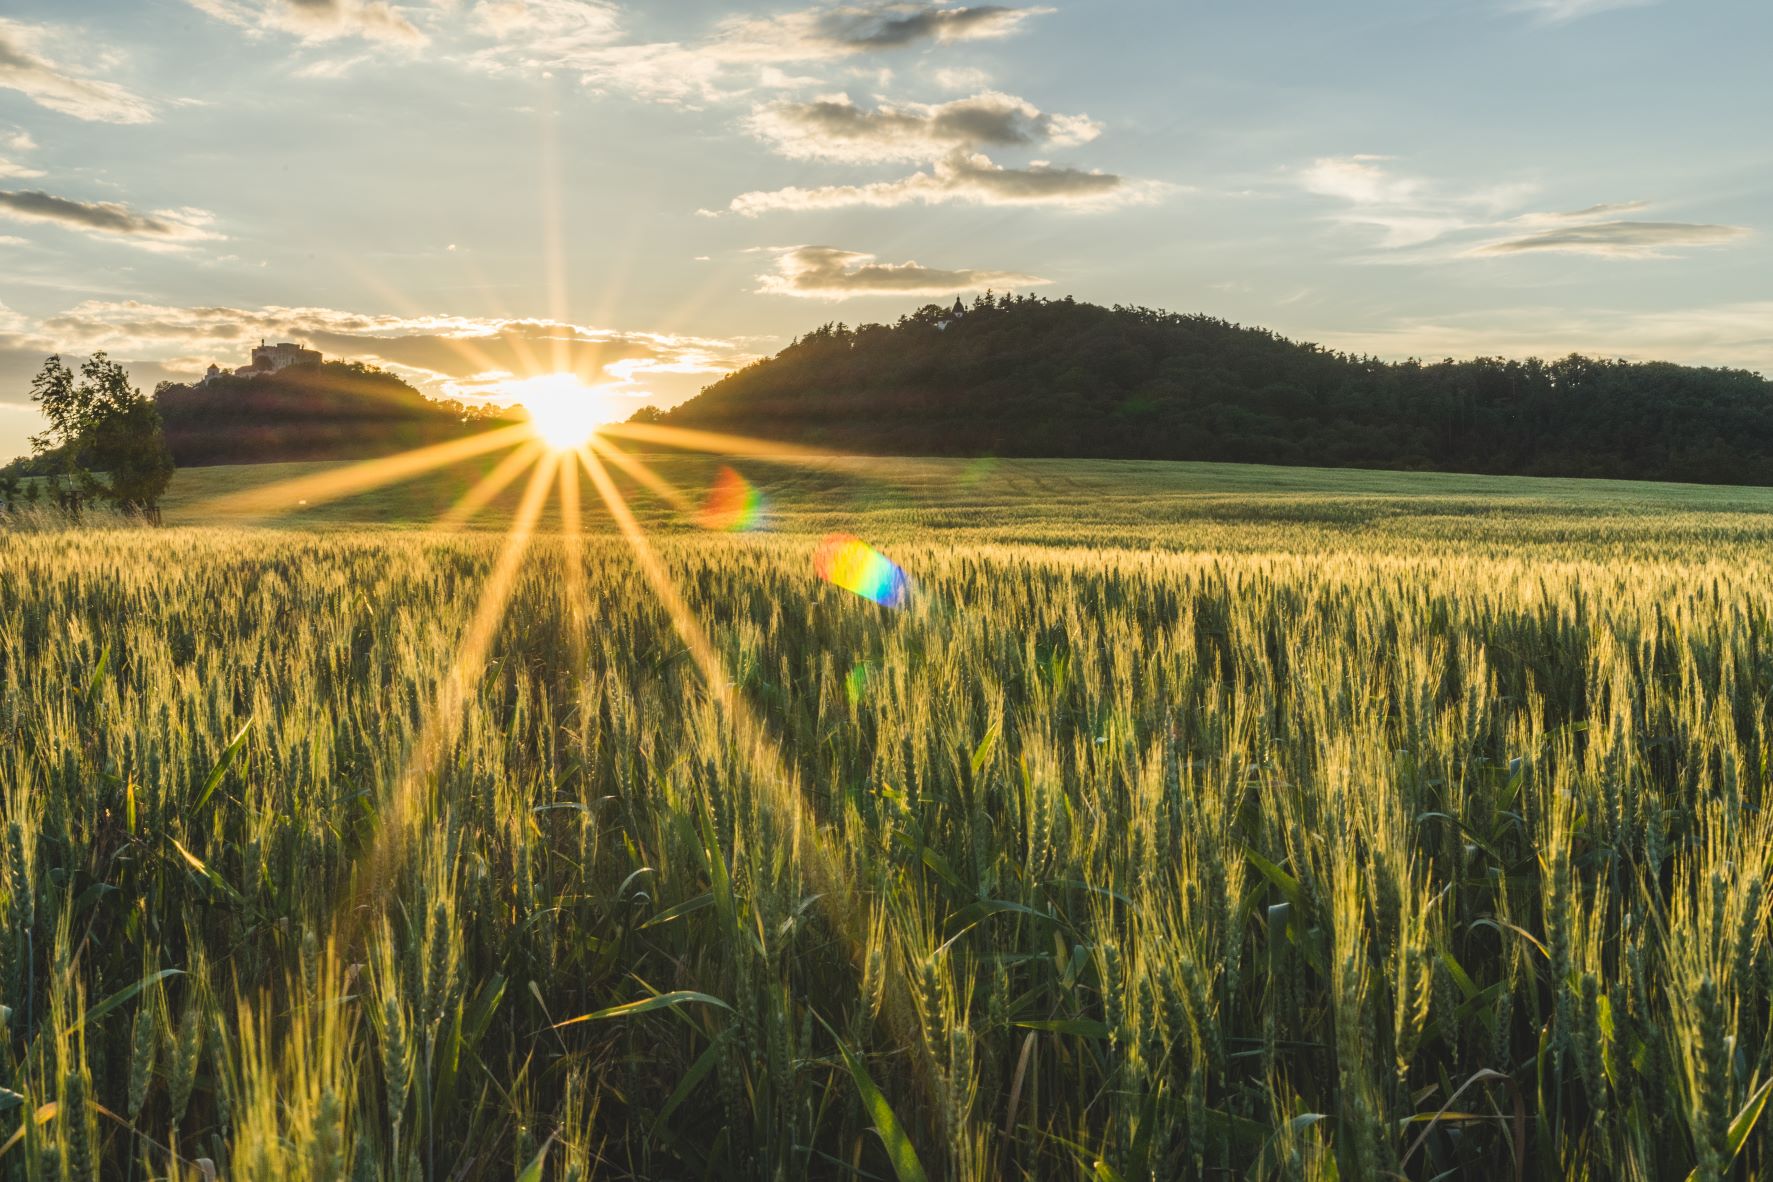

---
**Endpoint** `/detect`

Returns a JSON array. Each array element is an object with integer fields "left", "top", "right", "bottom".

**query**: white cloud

[
  {"left": 1300, "top": 155, "right": 1422, "bottom": 206},
  {"left": 757, "top": 244, "right": 1049, "bottom": 299},
  {"left": 931, "top": 66, "right": 992, "bottom": 91},
  {"left": 0, "top": 18, "right": 156, "bottom": 123},
  {"left": 1506, "top": 0, "right": 1655, "bottom": 23},
  {"left": 745, "top": 90, "right": 1099, "bottom": 163},
  {"left": 728, "top": 150, "right": 1160, "bottom": 215},
  {"left": 184, "top": 0, "right": 427, "bottom": 46},
  {"left": 468, "top": 2, "right": 1051, "bottom": 104},
  {"left": 1298, "top": 155, "right": 1747, "bottom": 261}
]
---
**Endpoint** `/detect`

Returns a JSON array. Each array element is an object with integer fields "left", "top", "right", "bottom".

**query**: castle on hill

[{"left": 200, "top": 340, "right": 322, "bottom": 383}]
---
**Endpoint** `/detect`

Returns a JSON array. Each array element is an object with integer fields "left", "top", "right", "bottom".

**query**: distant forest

[
  {"left": 666, "top": 294, "right": 1773, "bottom": 485},
  {"left": 153, "top": 362, "right": 507, "bottom": 467}
]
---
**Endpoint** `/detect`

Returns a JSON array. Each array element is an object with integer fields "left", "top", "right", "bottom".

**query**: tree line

[
  {"left": 665, "top": 293, "right": 1773, "bottom": 486},
  {"left": 150, "top": 361, "right": 507, "bottom": 467}
]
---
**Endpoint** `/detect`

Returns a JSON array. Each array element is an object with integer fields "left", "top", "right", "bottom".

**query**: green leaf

[
  {"left": 835, "top": 1035, "right": 930, "bottom": 1182},
  {"left": 1686, "top": 1075, "right": 1773, "bottom": 1180},
  {"left": 969, "top": 722, "right": 1000, "bottom": 779},
  {"left": 84, "top": 642, "right": 109, "bottom": 709},
  {"left": 515, "top": 1132, "right": 555, "bottom": 1182},
  {"left": 68, "top": 967, "right": 184, "bottom": 1035},
  {"left": 193, "top": 715, "right": 254, "bottom": 812},
  {"left": 639, "top": 892, "right": 713, "bottom": 930},
  {"left": 552, "top": 990, "right": 731, "bottom": 1029},
  {"left": 1013, "top": 1018, "right": 1110, "bottom": 1040},
  {"left": 0, "top": 1086, "right": 21, "bottom": 1114},
  {"left": 1245, "top": 847, "right": 1304, "bottom": 912},
  {"left": 653, "top": 1030, "right": 730, "bottom": 1131}
]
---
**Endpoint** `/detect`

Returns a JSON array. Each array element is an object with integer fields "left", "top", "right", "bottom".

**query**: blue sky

[{"left": 1, "top": 0, "right": 1768, "bottom": 458}]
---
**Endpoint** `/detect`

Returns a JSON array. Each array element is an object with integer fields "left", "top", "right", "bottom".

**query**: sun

[{"left": 505, "top": 372, "right": 621, "bottom": 451}]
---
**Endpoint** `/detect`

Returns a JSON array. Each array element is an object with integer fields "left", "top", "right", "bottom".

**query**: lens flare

[
  {"left": 814, "top": 534, "right": 910, "bottom": 609},
  {"left": 699, "top": 465, "right": 766, "bottom": 531}
]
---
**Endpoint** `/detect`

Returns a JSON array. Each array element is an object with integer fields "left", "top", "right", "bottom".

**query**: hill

[
  {"left": 664, "top": 294, "right": 1773, "bottom": 485},
  {"left": 154, "top": 360, "right": 508, "bottom": 467}
]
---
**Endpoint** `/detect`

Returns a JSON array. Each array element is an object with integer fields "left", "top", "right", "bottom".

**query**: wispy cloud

[
  {"left": 1472, "top": 219, "right": 1749, "bottom": 258},
  {"left": 728, "top": 150, "right": 1159, "bottom": 215},
  {"left": 757, "top": 244, "right": 1049, "bottom": 299},
  {"left": 1506, "top": 0, "right": 1656, "bottom": 24},
  {"left": 184, "top": 0, "right": 427, "bottom": 46},
  {"left": 746, "top": 90, "right": 1098, "bottom": 163},
  {"left": 0, "top": 18, "right": 155, "bottom": 123},
  {"left": 466, "top": 2, "right": 1050, "bottom": 104},
  {"left": 1298, "top": 155, "right": 1747, "bottom": 260},
  {"left": 0, "top": 191, "right": 221, "bottom": 249}
]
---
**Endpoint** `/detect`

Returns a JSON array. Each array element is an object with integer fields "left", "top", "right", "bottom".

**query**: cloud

[
  {"left": 0, "top": 19, "right": 155, "bottom": 123},
  {"left": 0, "top": 158, "right": 43, "bottom": 180},
  {"left": 184, "top": 0, "right": 427, "bottom": 45},
  {"left": 1300, "top": 155, "right": 1422, "bottom": 207},
  {"left": 757, "top": 244, "right": 1049, "bottom": 299},
  {"left": 1506, "top": 0, "right": 1655, "bottom": 22},
  {"left": 1297, "top": 155, "right": 1747, "bottom": 261},
  {"left": 29, "top": 301, "right": 754, "bottom": 406},
  {"left": 1472, "top": 220, "right": 1750, "bottom": 258},
  {"left": 745, "top": 90, "right": 1099, "bottom": 163},
  {"left": 728, "top": 150, "right": 1157, "bottom": 215},
  {"left": 803, "top": 4, "right": 1047, "bottom": 49},
  {"left": 0, "top": 191, "right": 222, "bottom": 248},
  {"left": 469, "top": 2, "right": 1050, "bottom": 103}
]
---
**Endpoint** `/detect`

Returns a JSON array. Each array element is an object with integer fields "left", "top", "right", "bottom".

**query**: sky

[{"left": 1, "top": 0, "right": 1769, "bottom": 459}]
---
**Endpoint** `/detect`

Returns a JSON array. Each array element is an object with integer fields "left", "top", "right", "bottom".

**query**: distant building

[
  {"left": 936, "top": 295, "right": 968, "bottom": 332},
  {"left": 201, "top": 340, "right": 323, "bottom": 383}
]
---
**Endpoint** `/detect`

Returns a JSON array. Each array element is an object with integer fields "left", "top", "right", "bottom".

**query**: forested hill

[
  {"left": 664, "top": 295, "right": 1773, "bottom": 485},
  {"left": 155, "top": 361, "right": 506, "bottom": 466}
]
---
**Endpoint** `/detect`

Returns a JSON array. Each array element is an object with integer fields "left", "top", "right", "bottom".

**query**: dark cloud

[
  {"left": 746, "top": 90, "right": 1098, "bottom": 163},
  {"left": 814, "top": 4, "right": 1037, "bottom": 48},
  {"left": 0, "top": 190, "right": 217, "bottom": 245},
  {"left": 1476, "top": 220, "right": 1749, "bottom": 258},
  {"left": 729, "top": 150, "right": 1156, "bottom": 215},
  {"left": 758, "top": 244, "right": 1049, "bottom": 299}
]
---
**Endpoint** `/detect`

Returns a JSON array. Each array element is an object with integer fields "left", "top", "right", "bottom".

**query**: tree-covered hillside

[
  {"left": 154, "top": 361, "right": 507, "bottom": 467},
  {"left": 666, "top": 294, "right": 1773, "bottom": 484}
]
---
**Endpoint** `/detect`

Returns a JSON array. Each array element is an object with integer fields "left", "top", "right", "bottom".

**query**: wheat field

[{"left": 3, "top": 457, "right": 1773, "bottom": 1179}]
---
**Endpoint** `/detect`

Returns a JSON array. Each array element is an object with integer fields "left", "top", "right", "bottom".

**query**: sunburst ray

[
  {"left": 191, "top": 423, "right": 532, "bottom": 519},
  {"left": 573, "top": 444, "right": 923, "bottom": 1069},
  {"left": 337, "top": 449, "right": 559, "bottom": 929},
  {"left": 587, "top": 434, "right": 695, "bottom": 514},
  {"left": 436, "top": 438, "right": 547, "bottom": 530}
]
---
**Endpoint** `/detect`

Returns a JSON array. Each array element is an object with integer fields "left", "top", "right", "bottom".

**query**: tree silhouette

[{"left": 29, "top": 353, "right": 175, "bottom": 522}]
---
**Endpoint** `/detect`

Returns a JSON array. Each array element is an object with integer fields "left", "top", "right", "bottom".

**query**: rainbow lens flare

[
  {"left": 698, "top": 465, "right": 765, "bottom": 531},
  {"left": 814, "top": 534, "right": 910, "bottom": 609}
]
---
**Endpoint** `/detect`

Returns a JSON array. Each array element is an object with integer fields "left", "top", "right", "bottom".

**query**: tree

[{"left": 29, "top": 353, "right": 175, "bottom": 522}]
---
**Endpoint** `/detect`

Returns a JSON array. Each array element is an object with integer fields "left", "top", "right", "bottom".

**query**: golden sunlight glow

[{"left": 506, "top": 372, "right": 622, "bottom": 451}]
